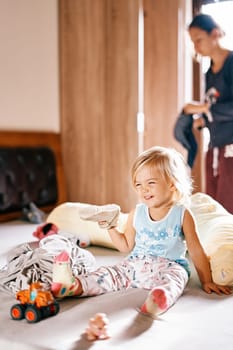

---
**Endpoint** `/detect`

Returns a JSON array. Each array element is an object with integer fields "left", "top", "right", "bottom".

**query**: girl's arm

[
  {"left": 106, "top": 210, "right": 136, "bottom": 253},
  {"left": 183, "top": 209, "right": 231, "bottom": 295}
]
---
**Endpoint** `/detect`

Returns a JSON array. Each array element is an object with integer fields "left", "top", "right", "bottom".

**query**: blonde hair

[{"left": 131, "top": 146, "right": 193, "bottom": 205}]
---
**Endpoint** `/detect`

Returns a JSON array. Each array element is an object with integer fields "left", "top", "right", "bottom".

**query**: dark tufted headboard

[{"left": 0, "top": 131, "right": 67, "bottom": 222}]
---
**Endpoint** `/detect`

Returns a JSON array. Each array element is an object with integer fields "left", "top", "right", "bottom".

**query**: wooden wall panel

[
  {"left": 143, "top": 0, "right": 203, "bottom": 192},
  {"left": 104, "top": 0, "right": 138, "bottom": 211},
  {"left": 59, "top": 0, "right": 138, "bottom": 212},
  {"left": 144, "top": 0, "right": 183, "bottom": 150},
  {"left": 59, "top": 0, "right": 195, "bottom": 212}
]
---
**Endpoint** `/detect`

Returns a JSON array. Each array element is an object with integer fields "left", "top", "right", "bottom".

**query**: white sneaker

[{"left": 78, "top": 204, "right": 120, "bottom": 229}]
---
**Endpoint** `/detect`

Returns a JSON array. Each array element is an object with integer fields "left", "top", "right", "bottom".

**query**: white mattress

[{"left": 0, "top": 220, "right": 232, "bottom": 350}]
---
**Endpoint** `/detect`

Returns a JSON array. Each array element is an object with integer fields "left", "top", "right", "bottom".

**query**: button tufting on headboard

[{"left": 0, "top": 147, "right": 58, "bottom": 213}]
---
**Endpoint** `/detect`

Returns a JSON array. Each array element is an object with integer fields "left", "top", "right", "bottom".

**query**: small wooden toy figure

[{"left": 85, "top": 313, "right": 110, "bottom": 341}]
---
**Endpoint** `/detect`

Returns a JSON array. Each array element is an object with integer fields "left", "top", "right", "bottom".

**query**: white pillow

[
  {"left": 46, "top": 202, "right": 128, "bottom": 250},
  {"left": 190, "top": 192, "right": 233, "bottom": 286}
]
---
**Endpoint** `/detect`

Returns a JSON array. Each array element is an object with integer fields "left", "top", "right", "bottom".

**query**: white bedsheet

[{"left": 0, "top": 220, "right": 232, "bottom": 350}]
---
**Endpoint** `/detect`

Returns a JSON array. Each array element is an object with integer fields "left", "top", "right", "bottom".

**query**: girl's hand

[{"left": 202, "top": 282, "right": 232, "bottom": 295}]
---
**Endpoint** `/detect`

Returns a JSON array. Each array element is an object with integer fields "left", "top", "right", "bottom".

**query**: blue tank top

[{"left": 129, "top": 203, "right": 189, "bottom": 273}]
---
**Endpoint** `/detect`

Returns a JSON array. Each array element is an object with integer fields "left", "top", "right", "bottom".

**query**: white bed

[
  {"left": 0, "top": 219, "right": 232, "bottom": 350},
  {"left": 0, "top": 131, "right": 232, "bottom": 350},
  {"left": 0, "top": 221, "right": 233, "bottom": 350}
]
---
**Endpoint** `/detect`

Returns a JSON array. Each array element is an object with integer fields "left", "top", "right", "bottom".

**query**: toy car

[{"left": 10, "top": 282, "right": 59, "bottom": 323}]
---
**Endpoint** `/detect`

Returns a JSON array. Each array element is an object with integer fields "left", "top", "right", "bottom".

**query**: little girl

[{"left": 51, "top": 146, "right": 231, "bottom": 317}]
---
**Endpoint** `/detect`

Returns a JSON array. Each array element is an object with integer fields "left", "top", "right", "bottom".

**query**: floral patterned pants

[{"left": 79, "top": 255, "right": 189, "bottom": 309}]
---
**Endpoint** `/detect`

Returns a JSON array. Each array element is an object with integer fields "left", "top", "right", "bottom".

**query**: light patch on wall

[
  {"left": 202, "top": 1, "right": 233, "bottom": 50},
  {"left": 0, "top": 0, "right": 59, "bottom": 132}
]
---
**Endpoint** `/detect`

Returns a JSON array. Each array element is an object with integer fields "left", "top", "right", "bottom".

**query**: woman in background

[{"left": 183, "top": 14, "right": 233, "bottom": 214}]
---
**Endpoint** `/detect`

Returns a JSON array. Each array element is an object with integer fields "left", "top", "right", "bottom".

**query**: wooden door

[{"left": 59, "top": 0, "right": 138, "bottom": 212}]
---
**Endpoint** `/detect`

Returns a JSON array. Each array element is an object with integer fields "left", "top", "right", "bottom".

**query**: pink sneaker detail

[
  {"left": 51, "top": 282, "right": 62, "bottom": 294},
  {"left": 140, "top": 303, "right": 148, "bottom": 313},
  {"left": 33, "top": 222, "right": 58, "bottom": 240},
  {"left": 151, "top": 288, "right": 168, "bottom": 310},
  {"left": 54, "top": 250, "right": 70, "bottom": 263},
  {"left": 140, "top": 288, "right": 168, "bottom": 317}
]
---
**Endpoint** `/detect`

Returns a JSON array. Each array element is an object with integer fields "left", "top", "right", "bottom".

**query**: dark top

[{"left": 205, "top": 51, "right": 233, "bottom": 148}]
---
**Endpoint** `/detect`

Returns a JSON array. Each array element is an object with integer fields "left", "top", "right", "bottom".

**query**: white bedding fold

[{"left": 0, "top": 235, "right": 96, "bottom": 295}]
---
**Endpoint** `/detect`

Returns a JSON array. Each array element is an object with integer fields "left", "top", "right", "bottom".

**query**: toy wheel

[
  {"left": 40, "top": 302, "right": 60, "bottom": 318},
  {"left": 10, "top": 304, "right": 26, "bottom": 320},
  {"left": 40, "top": 305, "right": 52, "bottom": 318},
  {"left": 25, "top": 305, "right": 41, "bottom": 323},
  {"left": 51, "top": 301, "right": 60, "bottom": 316}
]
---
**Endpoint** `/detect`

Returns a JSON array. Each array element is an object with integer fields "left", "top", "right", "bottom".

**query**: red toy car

[{"left": 10, "top": 282, "right": 59, "bottom": 323}]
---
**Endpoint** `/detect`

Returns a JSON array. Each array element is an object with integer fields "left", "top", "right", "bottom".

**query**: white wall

[{"left": 0, "top": 0, "right": 59, "bottom": 131}]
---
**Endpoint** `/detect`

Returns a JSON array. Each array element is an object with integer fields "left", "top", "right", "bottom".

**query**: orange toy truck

[{"left": 10, "top": 282, "right": 59, "bottom": 323}]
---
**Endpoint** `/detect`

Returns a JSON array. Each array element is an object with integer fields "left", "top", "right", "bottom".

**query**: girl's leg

[
  {"left": 51, "top": 251, "right": 132, "bottom": 298},
  {"left": 139, "top": 259, "right": 188, "bottom": 317},
  {"left": 51, "top": 251, "right": 83, "bottom": 297}
]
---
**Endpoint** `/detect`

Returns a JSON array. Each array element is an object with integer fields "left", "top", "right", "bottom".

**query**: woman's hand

[
  {"left": 202, "top": 282, "right": 232, "bottom": 295},
  {"left": 193, "top": 116, "right": 206, "bottom": 130}
]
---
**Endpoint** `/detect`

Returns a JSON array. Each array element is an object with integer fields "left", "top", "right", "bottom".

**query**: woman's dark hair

[{"left": 189, "top": 14, "right": 219, "bottom": 33}]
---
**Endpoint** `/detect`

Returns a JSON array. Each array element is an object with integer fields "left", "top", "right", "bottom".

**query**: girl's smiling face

[{"left": 134, "top": 165, "right": 175, "bottom": 209}]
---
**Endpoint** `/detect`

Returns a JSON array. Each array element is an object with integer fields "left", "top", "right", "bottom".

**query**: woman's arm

[
  {"left": 183, "top": 209, "right": 231, "bottom": 295},
  {"left": 183, "top": 102, "right": 209, "bottom": 116},
  {"left": 182, "top": 103, "right": 209, "bottom": 130}
]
